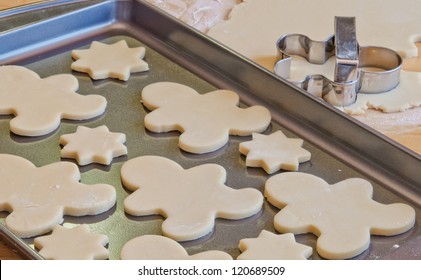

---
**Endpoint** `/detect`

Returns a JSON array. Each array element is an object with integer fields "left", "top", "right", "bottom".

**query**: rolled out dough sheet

[{"left": 207, "top": 0, "right": 421, "bottom": 153}]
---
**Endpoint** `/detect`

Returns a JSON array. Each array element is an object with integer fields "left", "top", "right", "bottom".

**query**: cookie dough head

[
  {"left": 264, "top": 172, "right": 415, "bottom": 259},
  {"left": 120, "top": 235, "right": 232, "bottom": 260},
  {"left": 142, "top": 82, "right": 271, "bottom": 154}
]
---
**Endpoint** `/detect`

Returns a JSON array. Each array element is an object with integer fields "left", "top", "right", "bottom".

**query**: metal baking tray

[{"left": 0, "top": 0, "right": 420, "bottom": 260}]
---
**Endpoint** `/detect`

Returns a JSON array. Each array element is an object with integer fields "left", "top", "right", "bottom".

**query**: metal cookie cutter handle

[{"left": 275, "top": 17, "right": 402, "bottom": 106}]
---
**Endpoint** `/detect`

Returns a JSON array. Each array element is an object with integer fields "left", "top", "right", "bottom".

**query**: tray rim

[{"left": 0, "top": 0, "right": 420, "bottom": 260}]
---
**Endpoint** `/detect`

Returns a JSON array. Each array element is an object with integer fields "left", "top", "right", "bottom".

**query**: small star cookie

[
  {"left": 239, "top": 131, "right": 311, "bottom": 173},
  {"left": 121, "top": 235, "right": 232, "bottom": 260},
  {"left": 60, "top": 125, "right": 127, "bottom": 166},
  {"left": 71, "top": 40, "right": 149, "bottom": 81},
  {"left": 121, "top": 156, "right": 264, "bottom": 241},
  {"left": 237, "top": 230, "right": 312, "bottom": 260},
  {"left": 264, "top": 172, "right": 416, "bottom": 259},
  {"left": 0, "top": 65, "right": 106, "bottom": 136},
  {"left": 142, "top": 82, "right": 271, "bottom": 154},
  {"left": 0, "top": 154, "right": 116, "bottom": 238},
  {"left": 34, "top": 225, "right": 109, "bottom": 260}
]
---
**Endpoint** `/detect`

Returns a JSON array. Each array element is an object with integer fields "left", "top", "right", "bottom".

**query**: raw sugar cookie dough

[
  {"left": 71, "top": 40, "right": 149, "bottom": 81},
  {"left": 239, "top": 131, "right": 311, "bottom": 174},
  {"left": 121, "top": 235, "right": 232, "bottom": 260},
  {"left": 237, "top": 230, "right": 312, "bottom": 260},
  {"left": 60, "top": 125, "right": 127, "bottom": 166},
  {"left": 0, "top": 65, "right": 106, "bottom": 136},
  {"left": 207, "top": 0, "right": 421, "bottom": 153},
  {"left": 34, "top": 225, "right": 109, "bottom": 260},
  {"left": 264, "top": 172, "right": 415, "bottom": 259},
  {"left": 0, "top": 154, "right": 116, "bottom": 238},
  {"left": 144, "top": 0, "right": 241, "bottom": 32},
  {"left": 142, "top": 82, "right": 271, "bottom": 154},
  {"left": 121, "top": 156, "right": 263, "bottom": 241},
  {"left": 208, "top": 0, "right": 421, "bottom": 68}
]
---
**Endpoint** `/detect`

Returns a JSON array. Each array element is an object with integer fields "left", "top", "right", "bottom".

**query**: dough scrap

[
  {"left": 237, "top": 230, "right": 312, "bottom": 260},
  {"left": 142, "top": 82, "right": 271, "bottom": 154},
  {"left": 207, "top": 0, "right": 421, "bottom": 113},
  {"left": 121, "top": 156, "right": 264, "bottom": 241},
  {"left": 34, "top": 225, "right": 109, "bottom": 260},
  {"left": 0, "top": 65, "right": 107, "bottom": 136},
  {"left": 239, "top": 131, "right": 311, "bottom": 174},
  {"left": 264, "top": 172, "right": 416, "bottom": 259},
  {"left": 121, "top": 234, "right": 232, "bottom": 260},
  {"left": 0, "top": 154, "right": 117, "bottom": 238},
  {"left": 60, "top": 125, "right": 127, "bottom": 166},
  {"left": 145, "top": 0, "right": 241, "bottom": 32},
  {"left": 71, "top": 40, "right": 149, "bottom": 81}
]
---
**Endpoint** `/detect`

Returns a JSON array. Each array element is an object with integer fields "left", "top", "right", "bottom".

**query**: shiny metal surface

[
  {"left": 275, "top": 17, "right": 402, "bottom": 106},
  {"left": 0, "top": 0, "right": 420, "bottom": 260}
]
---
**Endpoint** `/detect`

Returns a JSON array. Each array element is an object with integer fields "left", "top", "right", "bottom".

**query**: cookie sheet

[{"left": 0, "top": 0, "right": 420, "bottom": 260}]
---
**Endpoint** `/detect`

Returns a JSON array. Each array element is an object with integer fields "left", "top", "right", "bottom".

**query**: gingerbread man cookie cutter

[{"left": 274, "top": 16, "right": 402, "bottom": 106}]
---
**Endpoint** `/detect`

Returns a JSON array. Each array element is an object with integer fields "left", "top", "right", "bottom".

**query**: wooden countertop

[{"left": 0, "top": 0, "right": 40, "bottom": 11}]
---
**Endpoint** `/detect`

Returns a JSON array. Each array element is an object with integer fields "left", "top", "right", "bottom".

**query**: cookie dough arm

[{"left": 5, "top": 206, "right": 64, "bottom": 238}]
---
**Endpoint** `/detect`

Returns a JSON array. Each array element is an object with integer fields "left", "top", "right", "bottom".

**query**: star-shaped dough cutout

[
  {"left": 265, "top": 172, "right": 416, "bottom": 259},
  {"left": 121, "top": 156, "right": 263, "bottom": 241},
  {"left": 71, "top": 40, "right": 149, "bottom": 81},
  {"left": 0, "top": 154, "right": 116, "bottom": 238},
  {"left": 121, "top": 235, "right": 232, "bottom": 260},
  {"left": 237, "top": 230, "right": 312, "bottom": 260},
  {"left": 239, "top": 131, "right": 311, "bottom": 174},
  {"left": 60, "top": 125, "right": 127, "bottom": 166},
  {"left": 34, "top": 225, "right": 109, "bottom": 260},
  {"left": 142, "top": 82, "right": 271, "bottom": 154},
  {"left": 0, "top": 65, "right": 106, "bottom": 136}
]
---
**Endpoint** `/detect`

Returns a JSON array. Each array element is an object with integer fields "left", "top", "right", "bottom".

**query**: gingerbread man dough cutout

[
  {"left": 239, "top": 131, "right": 311, "bottom": 174},
  {"left": 121, "top": 235, "right": 232, "bottom": 260},
  {"left": 0, "top": 65, "right": 107, "bottom": 136},
  {"left": 71, "top": 40, "right": 149, "bottom": 81},
  {"left": 121, "top": 156, "right": 264, "bottom": 241},
  {"left": 142, "top": 82, "right": 271, "bottom": 154},
  {"left": 34, "top": 225, "right": 109, "bottom": 260},
  {"left": 264, "top": 172, "right": 415, "bottom": 259},
  {"left": 0, "top": 154, "right": 116, "bottom": 238},
  {"left": 237, "top": 230, "right": 312, "bottom": 260}
]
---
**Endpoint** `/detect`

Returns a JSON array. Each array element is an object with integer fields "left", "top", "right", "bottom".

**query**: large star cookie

[
  {"left": 60, "top": 125, "right": 127, "bottom": 166},
  {"left": 239, "top": 131, "right": 311, "bottom": 174},
  {"left": 142, "top": 82, "right": 271, "bottom": 154},
  {"left": 0, "top": 154, "right": 116, "bottom": 238},
  {"left": 121, "top": 235, "right": 232, "bottom": 260},
  {"left": 264, "top": 172, "right": 416, "bottom": 259},
  {"left": 34, "top": 225, "right": 109, "bottom": 260},
  {"left": 121, "top": 156, "right": 264, "bottom": 241},
  {"left": 71, "top": 40, "right": 149, "bottom": 81},
  {"left": 237, "top": 230, "right": 312, "bottom": 260},
  {"left": 0, "top": 65, "right": 106, "bottom": 136}
]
